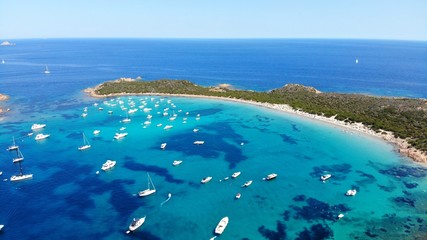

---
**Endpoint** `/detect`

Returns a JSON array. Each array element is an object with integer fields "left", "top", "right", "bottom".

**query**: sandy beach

[{"left": 86, "top": 87, "right": 427, "bottom": 165}]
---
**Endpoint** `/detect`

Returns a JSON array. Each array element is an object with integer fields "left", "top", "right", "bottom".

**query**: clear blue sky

[{"left": 1, "top": 0, "right": 426, "bottom": 40}]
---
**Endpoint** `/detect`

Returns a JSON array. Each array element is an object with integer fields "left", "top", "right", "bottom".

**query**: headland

[
  {"left": 86, "top": 77, "right": 427, "bottom": 164},
  {"left": 0, "top": 93, "right": 9, "bottom": 114}
]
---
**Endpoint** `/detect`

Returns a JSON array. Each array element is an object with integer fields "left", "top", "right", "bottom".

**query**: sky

[{"left": 1, "top": 0, "right": 426, "bottom": 40}]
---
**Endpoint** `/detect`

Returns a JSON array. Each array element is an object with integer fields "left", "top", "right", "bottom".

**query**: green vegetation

[{"left": 95, "top": 79, "right": 427, "bottom": 152}]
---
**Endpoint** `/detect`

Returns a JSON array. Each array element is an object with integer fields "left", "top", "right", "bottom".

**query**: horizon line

[{"left": 2, "top": 37, "right": 427, "bottom": 42}]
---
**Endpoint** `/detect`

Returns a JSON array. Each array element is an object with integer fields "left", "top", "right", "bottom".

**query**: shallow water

[
  {"left": 0, "top": 39, "right": 426, "bottom": 239},
  {"left": 0, "top": 96, "right": 426, "bottom": 239}
]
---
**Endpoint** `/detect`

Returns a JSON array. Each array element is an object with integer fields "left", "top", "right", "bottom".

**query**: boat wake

[{"left": 160, "top": 193, "right": 172, "bottom": 206}]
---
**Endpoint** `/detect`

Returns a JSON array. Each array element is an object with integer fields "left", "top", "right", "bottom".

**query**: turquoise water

[
  {"left": 1, "top": 39, "right": 427, "bottom": 239},
  {"left": 1, "top": 95, "right": 426, "bottom": 239}
]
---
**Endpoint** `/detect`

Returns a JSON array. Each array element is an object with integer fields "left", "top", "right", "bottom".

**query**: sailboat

[
  {"left": 138, "top": 172, "right": 156, "bottom": 197},
  {"left": 7, "top": 136, "right": 19, "bottom": 151},
  {"left": 12, "top": 149, "right": 24, "bottom": 163},
  {"left": 78, "top": 133, "right": 91, "bottom": 150},
  {"left": 44, "top": 66, "right": 50, "bottom": 74},
  {"left": 122, "top": 112, "right": 131, "bottom": 123},
  {"left": 10, "top": 146, "right": 32, "bottom": 182}
]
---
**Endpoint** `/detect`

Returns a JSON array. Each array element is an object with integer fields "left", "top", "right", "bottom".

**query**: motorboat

[
  {"left": 35, "top": 133, "right": 50, "bottom": 140},
  {"left": 163, "top": 125, "right": 173, "bottom": 130},
  {"left": 241, "top": 180, "right": 253, "bottom": 187},
  {"left": 160, "top": 143, "right": 167, "bottom": 149},
  {"left": 214, "top": 216, "right": 229, "bottom": 235},
  {"left": 172, "top": 160, "right": 183, "bottom": 166},
  {"left": 345, "top": 189, "right": 357, "bottom": 196},
  {"left": 320, "top": 174, "right": 332, "bottom": 182},
  {"left": 31, "top": 123, "right": 46, "bottom": 131},
  {"left": 0, "top": 224, "right": 3, "bottom": 231},
  {"left": 201, "top": 176, "right": 212, "bottom": 184},
  {"left": 119, "top": 127, "right": 126, "bottom": 131},
  {"left": 156, "top": 123, "right": 162, "bottom": 127},
  {"left": 101, "top": 160, "right": 116, "bottom": 171},
  {"left": 93, "top": 130, "right": 101, "bottom": 135},
  {"left": 114, "top": 132, "right": 128, "bottom": 140},
  {"left": 138, "top": 173, "right": 156, "bottom": 197},
  {"left": 231, "top": 172, "right": 241, "bottom": 178},
  {"left": 193, "top": 141, "right": 204, "bottom": 145},
  {"left": 128, "top": 216, "right": 146, "bottom": 232},
  {"left": 265, "top": 173, "right": 277, "bottom": 180},
  {"left": 235, "top": 193, "right": 241, "bottom": 199},
  {"left": 81, "top": 113, "right": 88, "bottom": 118}
]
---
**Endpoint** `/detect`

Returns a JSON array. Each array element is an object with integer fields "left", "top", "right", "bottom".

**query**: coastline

[
  {"left": 85, "top": 87, "right": 427, "bottom": 165},
  {"left": 0, "top": 93, "right": 9, "bottom": 114}
]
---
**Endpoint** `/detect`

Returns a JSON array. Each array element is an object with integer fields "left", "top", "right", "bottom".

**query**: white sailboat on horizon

[
  {"left": 138, "top": 172, "right": 156, "bottom": 197},
  {"left": 44, "top": 65, "right": 50, "bottom": 74}
]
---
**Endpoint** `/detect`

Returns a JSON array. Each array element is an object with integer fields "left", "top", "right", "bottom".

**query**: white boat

[
  {"left": 93, "top": 130, "right": 101, "bottom": 135},
  {"left": 156, "top": 123, "right": 162, "bottom": 127},
  {"left": 1, "top": 59, "right": 4, "bottom": 64},
  {"left": 320, "top": 174, "right": 332, "bottom": 182},
  {"left": 163, "top": 125, "right": 173, "bottom": 130},
  {"left": 7, "top": 136, "right": 19, "bottom": 151},
  {"left": 128, "top": 216, "right": 146, "bottom": 232},
  {"left": 119, "top": 127, "right": 126, "bottom": 131},
  {"left": 231, "top": 172, "right": 241, "bottom": 178},
  {"left": 138, "top": 173, "right": 156, "bottom": 197},
  {"left": 78, "top": 133, "right": 91, "bottom": 151},
  {"left": 122, "top": 112, "right": 131, "bottom": 123},
  {"left": 114, "top": 132, "right": 128, "bottom": 140},
  {"left": 31, "top": 123, "right": 46, "bottom": 130},
  {"left": 108, "top": 110, "right": 113, "bottom": 114},
  {"left": 101, "top": 160, "right": 116, "bottom": 171},
  {"left": 44, "top": 66, "right": 50, "bottom": 74},
  {"left": 128, "top": 108, "right": 138, "bottom": 114},
  {"left": 35, "top": 133, "right": 50, "bottom": 140},
  {"left": 193, "top": 141, "right": 204, "bottom": 145},
  {"left": 81, "top": 113, "right": 88, "bottom": 118},
  {"left": 345, "top": 189, "right": 357, "bottom": 196},
  {"left": 172, "top": 160, "right": 183, "bottom": 166},
  {"left": 214, "top": 216, "right": 229, "bottom": 235},
  {"left": 10, "top": 173, "right": 33, "bottom": 182},
  {"left": 0, "top": 224, "right": 3, "bottom": 231},
  {"left": 201, "top": 176, "right": 212, "bottom": 183},
  {"left": 265, "top": 173, "right": 277, "bottom": 180},
  {"left": 355, "top": 58, "right": 359, "bottom": 64},
  {"left": 193, "top": 128, "right": 199, "bottom": 133},
  {"left": 12, "top": 149, "right": 24, "bottom": 163},
  {"left": 235, "top": 193, "right": 241, "bottom": 199},
  {"left": 160, "top": 143, "right": 167, "bottom": 149},
  {"left": 241, "top": 180, "right": 253, "bottom": 187}
]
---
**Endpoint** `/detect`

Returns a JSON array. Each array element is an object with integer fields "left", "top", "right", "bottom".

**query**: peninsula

[
  {"left": 86, "top": 78, "right": 427, "bottom": 164},
  {"left": 0, "top": 93, "right": 9, "bottom": 114}
]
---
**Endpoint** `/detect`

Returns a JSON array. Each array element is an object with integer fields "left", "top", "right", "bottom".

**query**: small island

[{"left": 87, "top": 77, "right": 427, "bottom": 164}]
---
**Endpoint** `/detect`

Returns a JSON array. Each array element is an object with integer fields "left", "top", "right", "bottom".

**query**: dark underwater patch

[
  {"left": 163, "top": 122, "right": 247, "bottom": 169},
  {"left": 355, "top": 170, "right": 377, "bottom": 186},
  {"left": 293, "top": 194, "right": 306, "bottom": 202},
  {"left": 123, "top": 161, "right": 185, "bottom": 184},
  {"left": 392, "top": 196, "right": 416, "bottom": 208},
  {"left": 291, "top": 124, "right": 300, "bottom": 132},
  {"left": 378, "top": 165, "right": 427, "bottom": 178},
  {"left": 403, "top": 181, "right": 418, "bottom": 189},
  {"left": 258, "top": 221, "right": 287, "bottom": 240},
  {"left": 279, "top": 133, "right": 298, "bottom": 145},
  {"left": 290, "top": 197, "right": 351, "bottom": 222},
  {"left": 310, "top": 163, "right": 352, "bottom": 181},
  {"left": 295, "top": 223, "right": 333, "bottom": 240}
]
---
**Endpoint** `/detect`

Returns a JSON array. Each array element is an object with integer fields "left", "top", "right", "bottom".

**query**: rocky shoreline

[
  {"left": 85, "top": 84, "right": 427, "bottom": 165},
  {"left": 0, "top": 93, "right": 9, "bottom": 114}
]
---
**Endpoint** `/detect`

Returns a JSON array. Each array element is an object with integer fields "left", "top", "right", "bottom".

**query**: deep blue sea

[{"left": 0, "top": 39, "right": 426, "bottom": 240}]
